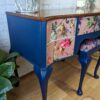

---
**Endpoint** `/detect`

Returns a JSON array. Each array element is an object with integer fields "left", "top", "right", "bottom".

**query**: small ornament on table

[{"left": 14, "top": 0, "right": 40, "bottom": 13}]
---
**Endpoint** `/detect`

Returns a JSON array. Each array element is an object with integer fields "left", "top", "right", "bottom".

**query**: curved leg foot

[
  {"left": 77, "top": 89, "right": 83, "bottom": 96},
  {"left": 94, "top": 74, "right": 99, "bottom": 79},
  {"left": 94, "top": 57, "right": 100, "bottom": 79},
  {"left": 77, "top": 54, "right": 91, "bottom": 96},
  {"left": 34, "top": 65, "right": 53, "bottom": 100}
]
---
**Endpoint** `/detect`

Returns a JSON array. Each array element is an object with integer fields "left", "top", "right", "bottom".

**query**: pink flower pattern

[
  {"left": 47, "top": 18, "right": 76, "bottom": 65},
  {"left": 78, "top": 16, "right": 100, "bottom": 35},
  {"left": 47, "top": 16, "right": 100, "bottom": 65},
  {"left": 60, "top": 39, "right": 71, "bottom": 49}
]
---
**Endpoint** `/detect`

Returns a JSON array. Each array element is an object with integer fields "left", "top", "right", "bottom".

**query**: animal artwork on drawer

[{"left": 47, "top": 18, "right": 76, "bottom": 65}]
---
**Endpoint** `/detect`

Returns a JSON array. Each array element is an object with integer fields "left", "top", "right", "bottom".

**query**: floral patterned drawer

[
  {"left": 47, "top": 18, "right": 76, "bottom": 44},
  {"left": 46, "top": 18, "right": 76, "bottom": 65},
  {"left": 53, "top": 37, "right": 75, "bottom": 60},
  {"left": 95, "top": 16, "right": 100, "bottom": 31},
  {"left": 78, "top": 16, "right": 97, "bottom": 35},
  {"left": 47, "top": 42, "right": 55, "bottom": 65}
]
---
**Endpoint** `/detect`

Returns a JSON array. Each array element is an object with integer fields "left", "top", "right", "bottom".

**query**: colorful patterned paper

[
  {"left": 47, "top": 18, "right": 76, "bottom": 44},
  {"left": 80, "top": 38, "right": 100, "bottom": 52},
  {"left": 46, "top": 16, "right": 100, "bottom": 65},
  {"left": 47, "top": 18, "right": 76, "bottom": 65},
  {"left": 53, "top": 37, "right": 75, "bottom": 60},
  {"left": 47, "top": 42, "right": 55, "bottom": 65},
  {"left": 78, "top": 16, "right": 97, "bottom": 35}
]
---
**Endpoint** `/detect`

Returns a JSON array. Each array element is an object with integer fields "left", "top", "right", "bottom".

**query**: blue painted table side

[{"left": 7, "top": 15, "right": 47, "bottom": 68}]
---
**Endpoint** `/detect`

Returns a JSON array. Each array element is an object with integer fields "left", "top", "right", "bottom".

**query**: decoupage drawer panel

[
  {"left": 47, "top": 42, "right": 55, "bottom": 65},
  {"left": 53, "top": 37, "right": 75, "bottom": 60},
  {"left": 95, "top": 16, "right": 100, "bottom": 31},
  {"left": 47, "top": 18, "right": 76, "bottom": 44},
  {"left": 78, "top": 16, "right": 97, "bottom": 35},
  {"left": 47, "top": 18, "right": 76, "bottom": 65}
]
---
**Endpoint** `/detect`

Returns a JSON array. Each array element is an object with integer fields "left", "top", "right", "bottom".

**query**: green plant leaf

[
  {"left": 0, "top": 62, "right": 15, "bottom": 78},
  {"left": 0, "top": 93, "right": 7, "bottom": 100},
  {"left": 6, "top": 52, "right": 20, "bottom": 61},
  {"left": 0, "top": 76, "right": 13, "bottom": 95},
  {"left": 0, "top": 50, "right": 8, "bottom": 64}
]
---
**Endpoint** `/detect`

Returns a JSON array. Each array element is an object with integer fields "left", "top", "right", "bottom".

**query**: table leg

[
  {"left": 77, "top": 55, "right": 91, "bottom": 96},
  {"left": 94, "top": 56, "right": 100, "bottom": 79},
  {"left": 34, "top": 64, "right": 53, "bottom": 100}
]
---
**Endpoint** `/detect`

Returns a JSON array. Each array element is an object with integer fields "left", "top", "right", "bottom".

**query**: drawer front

[
  {"left": 78, "top": 16, "right": 97, "bottom": 35},
  {"left": 95, "top": 16, "right": 100, "bottom": 31},
  {"left": 53, "top": 37, "right": 75, "bottom": 60},
  {"left": 47, "top": 18, "right": 76, "bottom": 65}
]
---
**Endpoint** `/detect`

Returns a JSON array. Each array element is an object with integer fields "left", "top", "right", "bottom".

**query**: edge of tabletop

[{"left": 6, "top": 11, "right": 100, "bottom": 22}]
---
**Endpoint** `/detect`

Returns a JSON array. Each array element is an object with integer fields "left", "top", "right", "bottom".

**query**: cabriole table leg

[
  {"left": 94, "top": 56, "right": 100, "bottom": 79},
  {"left": 34, "top": 64, "right": 53, "bottom": 100},
  {"left": 77, "top": 54, "right": 91, "bottom": 96}
]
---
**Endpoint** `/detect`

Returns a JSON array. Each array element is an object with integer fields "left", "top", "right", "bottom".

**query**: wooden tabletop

[{"left": 6, "top": 8, "right": 100, "bottom": 21}]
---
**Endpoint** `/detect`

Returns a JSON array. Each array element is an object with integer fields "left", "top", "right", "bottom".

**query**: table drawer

[
  {"left": 46, "top": 18, "right": 76, "bottom": 65},
  {"left": 78, "top": 16, "right": 97, "bottom": 35},
  {"left": 53, "top": 36, "right": 75, "bottom": 60}
]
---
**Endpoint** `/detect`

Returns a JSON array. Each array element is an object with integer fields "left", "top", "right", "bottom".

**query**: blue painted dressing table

[{"left": 6, "top": 8, "right": 100, "bottom": 100}]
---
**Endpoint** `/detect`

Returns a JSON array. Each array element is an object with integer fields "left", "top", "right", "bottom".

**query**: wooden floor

[{"left": 8, "top": 55, "right": 100, "bottom": 100}]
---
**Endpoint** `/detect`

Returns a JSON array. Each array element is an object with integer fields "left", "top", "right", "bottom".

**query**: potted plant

[{"left": 0, "top": 49, "right": 20, "bottom": 100}]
